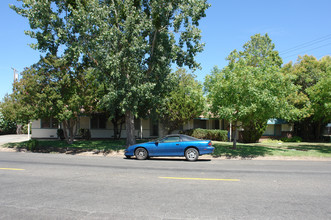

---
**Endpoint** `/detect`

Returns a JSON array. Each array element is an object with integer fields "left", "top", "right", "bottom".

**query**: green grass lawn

[
  {"left": 2, "top": 139, "right": 331, "bottom": 159},
  {"left": 212, "top": 141, "right": 331, "bottom": 159}
]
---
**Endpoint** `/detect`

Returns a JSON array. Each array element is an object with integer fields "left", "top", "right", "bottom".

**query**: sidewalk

[{"left": 0, "top": 134, "right": 29, "bottom": 147}]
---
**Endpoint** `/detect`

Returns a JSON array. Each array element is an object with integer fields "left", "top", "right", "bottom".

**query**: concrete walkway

[{"left": 0, "top": 134, "right": 30, "bottom": 146}]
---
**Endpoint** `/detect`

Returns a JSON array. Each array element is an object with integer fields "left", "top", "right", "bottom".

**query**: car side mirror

[{"left": 155, "top": 141, "right": 159, "bottom": 146}]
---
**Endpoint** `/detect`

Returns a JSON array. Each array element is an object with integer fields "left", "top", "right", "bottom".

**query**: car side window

[{"left": 162, "top": 136, "right": 180, "bottom": 143}]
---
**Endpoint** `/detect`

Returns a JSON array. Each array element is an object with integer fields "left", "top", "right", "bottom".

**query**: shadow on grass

[
  {"left": 3, "top": 139, "right": 132, "bottom": 155},
  {"left": 286, "top": 144, "right": 331, "bottom": 154},
  {"left": 212, "top": 143, "right": 274, "bottom": 159}
]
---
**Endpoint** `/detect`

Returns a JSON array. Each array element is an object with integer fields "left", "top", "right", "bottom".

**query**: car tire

[
  {"left": 135, "top": 148, "right": 148, "bottom": 160},
  {"left": 185, "top": 148, "right": 199, "bottom": 161}
]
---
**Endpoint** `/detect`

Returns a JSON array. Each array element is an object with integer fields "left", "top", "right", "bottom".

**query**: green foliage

[
  {"left": 306, "top": 69, "right": 331, "bottom": 123},
  {"left": 181, "top": 128, "right": 228, "bottom": 141},
  {"left": 205, "top": 34, "right": 297, "bottom": 144},
  {"left": 57, "top": 129, "right": 65, "bottom": 140},
  {"left": 71, "top": 0, "right": 209, "bottom": 146},
  {"left": 11, "top": 0, "right": 209, "bottom": 146},
  {"left": 0, "top": 112, "right": 16, "bottom": 135},
  {"left": 240, "top": 119, "right": 267, "bottom": 143},
  {"left": 283, "top": 55, "right": 331, "bottom": 140},
  {"left": 25, "top": 139, "right": 39, "bottom": 152},
  {"left": 158, "top": 68, "right": 205, "bottom": 133},
  {"left": 9, "top": 56, "right": 96, "bottom": 144},
  {"left": 79, "top": 128, "right": 91, "bottom": 140},
  {"left": 10, "top": 1, "right": 98, "bottom": 144},
  {"left": 280, "top": 136, "right": 302, "bottom": 143}
]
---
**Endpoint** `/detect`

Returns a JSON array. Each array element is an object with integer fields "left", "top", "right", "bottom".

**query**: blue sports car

[{"left": 124, "top": 134, "right": 214, "bottom": 161}]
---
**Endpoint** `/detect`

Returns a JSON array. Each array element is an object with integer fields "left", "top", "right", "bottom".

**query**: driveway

[{"left": 0, "top": 134, "right": 29, "bottom": 146}]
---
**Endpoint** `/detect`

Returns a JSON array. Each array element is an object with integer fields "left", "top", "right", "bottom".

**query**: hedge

[{"left": 181, "top": 128, "right": 228, "bottom": 141}]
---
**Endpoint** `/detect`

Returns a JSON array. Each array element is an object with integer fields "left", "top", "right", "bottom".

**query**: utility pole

[{"left": 12, "top": 67, "right": 18, "bottom": 82}]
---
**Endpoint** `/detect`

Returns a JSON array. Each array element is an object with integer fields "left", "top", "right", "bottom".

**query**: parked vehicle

[{"left": 124, "top": 134, "right": 214, "bottom": 161}]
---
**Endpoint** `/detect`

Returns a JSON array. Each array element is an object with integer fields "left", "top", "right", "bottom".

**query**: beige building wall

[
  {"left": 31, "top": 119, "right": 58, "bottom": 138},
  {"left": 264, "top": 125, "right": 274, "bottom": 136}
]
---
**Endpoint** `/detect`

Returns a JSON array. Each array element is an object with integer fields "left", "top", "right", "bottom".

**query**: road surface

[{"left": 0, "top": 152, "right": 330, "bottom": 219}]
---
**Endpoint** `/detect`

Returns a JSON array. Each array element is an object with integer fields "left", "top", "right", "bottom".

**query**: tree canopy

[
  {"left": 71, "top": 0, "right": 210, "bottom": 146},
  {"left": 282, "top": 55, "right": 331, "bottom": 140},
  {"left": 205, "top": 34, "right": 296, "bottom": 146},
  {"left": 158, "top": 68, "right": 205, "bottom": 134},
  {"left": 5, "top": 56, "right": 96, "bottom": 143},
  {"left": 10, "top": 0, "right": 209, "bottom": 145}
]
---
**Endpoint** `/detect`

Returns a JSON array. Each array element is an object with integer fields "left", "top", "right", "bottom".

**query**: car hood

[{"left": 128, "top": 141, "right": 156, "bottom": 148}]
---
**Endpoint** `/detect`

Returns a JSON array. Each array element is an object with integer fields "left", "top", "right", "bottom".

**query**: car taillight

[{"left": 208, "top": 141, "right": 212, "bottom": 146}]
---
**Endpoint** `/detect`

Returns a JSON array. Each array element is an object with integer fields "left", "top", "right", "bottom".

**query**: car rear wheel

[
  {"left": 135, "top": 148, "right": 148, "bottom": 160},
  {"left": 185, "top": 148, "right": 199, "bottom": 161}
]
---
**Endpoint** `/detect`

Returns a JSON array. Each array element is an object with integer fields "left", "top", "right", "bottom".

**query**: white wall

[
  {"left": 31, "top": 119, "right": 58, "bottom": 138},
  {"left": 263, "top": 125, "right": 274, "bottom": 136}
]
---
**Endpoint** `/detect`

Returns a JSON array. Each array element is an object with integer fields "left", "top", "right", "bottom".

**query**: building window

[
  {"left": 214, "top": 120, "right": 220, "bottom": 129},
  {"left": 41, "top": 118, "right": 58, "bottom": 129},
  {"left": 91, "top": 114, "right": 107, "bottom": 129},
  {"left": 134, "top": 118, "right": 141, "bottom": 130},
  {"left": 194, "top": 119, "right": 207, "bottom": 129},
  {"left": 150, "top": 119, "right": 159, "bottom": 136}
]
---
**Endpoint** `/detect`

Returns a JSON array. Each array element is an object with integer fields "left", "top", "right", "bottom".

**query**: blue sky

[{"left": 1, "top": 0, "right": 330, "bottom": 100}]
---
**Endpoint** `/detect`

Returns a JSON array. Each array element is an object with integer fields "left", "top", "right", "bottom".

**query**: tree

[
  {"left": 307, "top": 75, "right": 331, "bottom": 123},
  {"left": 0, "top": 111, "right": 17, "bottom": 135},
  {"left": 283, "top": 55, "right": 331, "bottom": 140},
  {"left": 10, "top": 1, "right": 95, "bottom": 143},
  {"left": 72, "top": 0, "right": 210, "bottom": 146},
  {"left": 7, "top": 56, "right": 96, "bottom": 144},
  {"left": 205, "top": 34, "right": 296, "bottom": 147},
  {"left": 158, "top": 68, "right": 205, "bottom": 134}
]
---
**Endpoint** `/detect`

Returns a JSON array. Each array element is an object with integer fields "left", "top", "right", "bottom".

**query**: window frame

[
  {"left": 90, "top": 114, "right": 107, "bottom": 130},
  {"left": 40, "top": 117, "right": 59, "bottom": 129}
]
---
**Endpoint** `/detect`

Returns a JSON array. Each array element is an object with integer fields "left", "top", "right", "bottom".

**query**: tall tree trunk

[
  {"left": 62, "top": 120, "right": 69, "bottom": 143},
  {"left": 62, "top": 119, "right": 75, "bottom": 144},
  {"left": 315, "top": 120, "right": 322, "bottom": 141},
  {"left": 232, "top": 121, "right": 238, "bottom": 149},
  {"left": 125, "top": 110, "right": 136, "bottom": 147},
  {"left": 112, "top": 118, "right": 119, "bottom": 140},
  {"left": 68, "top": 119, "right": 75, "bottom": 144}
]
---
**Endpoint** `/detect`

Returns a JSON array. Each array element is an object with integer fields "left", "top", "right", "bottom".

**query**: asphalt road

[{"left": 0, "top": 152, "right": 330, "bottom": 220}]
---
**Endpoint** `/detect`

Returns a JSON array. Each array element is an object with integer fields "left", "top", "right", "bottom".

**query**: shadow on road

[{"left": 124, "top": 157, "right": 211, "bottom": 162}]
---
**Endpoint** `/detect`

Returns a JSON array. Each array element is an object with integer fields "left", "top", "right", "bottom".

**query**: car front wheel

[
  {"left": 185, "top": 148, "right": 199, "bottom": 161},
  {"left": 135, "top": 148, "right": 148, "bottom": 160}
]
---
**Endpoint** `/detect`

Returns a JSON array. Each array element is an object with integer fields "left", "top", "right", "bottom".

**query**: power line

[
  {"left": 280, "top": 34, "right": 331, "bottom": 55},
  {"left": 283, "top": 42, "right": 331, "bottom": 59}
]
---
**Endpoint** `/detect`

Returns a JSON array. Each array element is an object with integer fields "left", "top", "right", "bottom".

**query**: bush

[
  {"left": 25, "top": 139, "right": 39, "bottom": 151},
  {"left": 0, "top": 112, "right": 16, "bottom": 135},
  {"left": 181, "top": 129, "right": 228, "bottom": 141},
  {"left": 281, "top": 136, "right": 302, "bottom": 142},
  {"left": 79, "top": 128, "right": 91, "bottom": 140},
  {"left": 57, "top": 129, "right": 65, "bottom": 140}
]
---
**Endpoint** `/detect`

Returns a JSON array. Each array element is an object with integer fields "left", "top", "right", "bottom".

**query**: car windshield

[{"left": 153, "top": 135, "right": 200, "bottom": 143}]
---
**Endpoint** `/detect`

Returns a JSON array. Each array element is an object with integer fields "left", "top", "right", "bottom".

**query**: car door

[{"left": 156, "top": 136, "right": 181, "bottom": 156}]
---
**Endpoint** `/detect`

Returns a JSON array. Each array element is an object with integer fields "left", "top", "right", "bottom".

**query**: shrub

[
  {"left": 79, "top": 128, "right": 91, "bottom": 140},
  {"left": 0, "top": 112, "right": 16, "bottom": 135},
  {"left": 281, "top": 136, "right": 302, "bottom": 142},
  {"left": 181, "top": 128, "right": 228, "bottom": 141},
  {"left": 25, "top": 139, "right": 39, "bottom": 151},
  {"left": 57, "top": 129, "right": 65, "bottom": 140}
]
